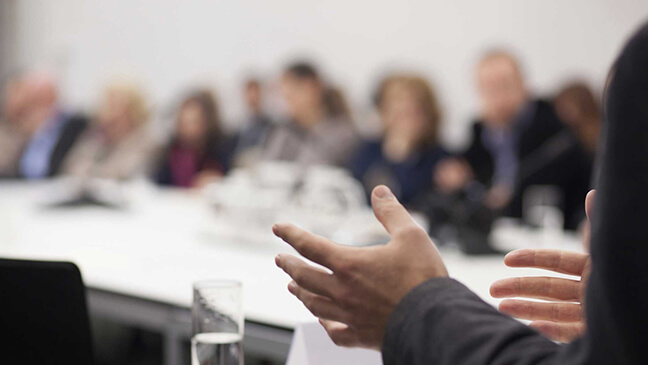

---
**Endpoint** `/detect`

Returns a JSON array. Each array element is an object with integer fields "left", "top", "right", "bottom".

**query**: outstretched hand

[
  {"left": 490, "top": 248, "right": 590, "bottom": 342},
  {"left": 273, "top": 185, "right": 448, "bottom": 350},
  {"left": 489, "top": 190, "right": 595, "bottom": 343}
]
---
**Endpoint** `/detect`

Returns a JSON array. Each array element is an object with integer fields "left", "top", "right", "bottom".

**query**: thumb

[
  {"left": 371, "top": 185, "right": 417, "bottom": 236},
  {"left": 585, "top": 189, "right": 596, "bottom": 220}
]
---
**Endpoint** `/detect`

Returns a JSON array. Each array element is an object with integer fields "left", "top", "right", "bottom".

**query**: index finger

[
  {"left": 504, "top": 249, "right": 589, "bottom": 276},
  {"left": 490, "top": 276, "right": 581, "bottom": 301},
  {"left": 273, "top": 223, "right": 343, "bottom": 270}
]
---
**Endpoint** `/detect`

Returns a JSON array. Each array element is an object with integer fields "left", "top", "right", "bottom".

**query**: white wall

[
  {"left": 0, "top": 0, "right": 18, "bottom": 80},
  {"left": 9, "top": 0, "right": 648, "bottom": 148}
]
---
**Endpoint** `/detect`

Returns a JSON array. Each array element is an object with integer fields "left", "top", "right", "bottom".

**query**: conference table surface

[{"left": 0, "top": 181, "right": 583, "bottom": 363}]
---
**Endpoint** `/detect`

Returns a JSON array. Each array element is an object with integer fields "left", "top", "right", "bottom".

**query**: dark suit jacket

[
  {"left": 16, "top": 113, "right": 88, "bottom": 179},
  {"left": 463, "top": 100, "right": 592, "bottom": 229},
  {"left": 47, "top": 114, "right": 88, "bottom": 177},
  {"left": 382, "top": 21, "right": 648, "bottom": 365}
]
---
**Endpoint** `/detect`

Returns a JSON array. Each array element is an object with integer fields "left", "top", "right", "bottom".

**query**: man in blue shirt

[{"left": 16, "top": 72, "right": 87, "bottom": 179}]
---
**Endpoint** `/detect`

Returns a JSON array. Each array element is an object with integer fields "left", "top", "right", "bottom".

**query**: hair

[
  {"left": 373, "top": 73, "right": 442, "bottom": 145},
  {"left": 178, "top": 89, "right": 223, "bottom": 140},
  {"left": 323, "top": 86, "right": 353, "bottom": 120},
  {"left": 103, "top": 79, "right": 149, "bottom": 126},
  {"left": 283, "top": 61, "right": 320, "bottom": 81},
  {"left": 283, "top": 61, "right": 352, "bottom": 121},
  {"left": 477, "top": 48, "right": 524, "bottom": 77},
  {"left": 555, "top": 81, "right": 600, "bottom": 120}
]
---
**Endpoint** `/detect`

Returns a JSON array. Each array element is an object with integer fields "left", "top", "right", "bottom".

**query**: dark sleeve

[
  {"left": 153, "top": 145, "right": 173, "bottom": 186},
  {"left": 349, "top": 140, "right": 376, "bottom": 184},
  {"left": 383, "top": 278, "right": 559, "bottom": 365},
  {"left": 462, "top": 123, "right": 494, "bottom": 186},
  {"left": 48, "top": 115, "right": 88, "bottom": 177},
  {"left": 219, "top": 135, "right": 237, "bottom": 173},
  {"left": 382, "top": 21, "right": 648, "bottom": 365},
  {"left": 203, "top": 136, "right": 234, "bottom": 174}
]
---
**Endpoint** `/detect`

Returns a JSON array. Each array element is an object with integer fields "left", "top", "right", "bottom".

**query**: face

[
  {"left": 2, "top": 79, "right": 27, "bottom": 125},
  {"left": 177, "top": 101, "right": 208, "bottom": 146},
  {"left": 280, "top": 74, "right": 321, "bottom": 123},
  {"left": 477, "top": 57, "right": 528, "bottom": 128},
  {"left": 245, "top": 83, "right": 262, "bottom": 112},
  {"left": 98, "top": 90, "right": 136, "bottom": 142},
  {"left": 16, "top": 79, "right": 59, "bottom": 135},
  {"left": 381, "top": 82, "right": 427, "bottom": 140}
]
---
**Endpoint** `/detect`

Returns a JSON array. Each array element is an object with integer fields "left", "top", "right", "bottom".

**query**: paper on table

[{"left": 287, "top": 322, "right": 382, "bottom": 365}]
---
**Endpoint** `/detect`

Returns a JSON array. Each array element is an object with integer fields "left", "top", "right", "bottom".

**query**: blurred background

[
  {"left": 1, "top": 0, "right": 646, "bottom": 147},
  {"left": 1, "top": 1, "right": 648, "bottom": 365}
]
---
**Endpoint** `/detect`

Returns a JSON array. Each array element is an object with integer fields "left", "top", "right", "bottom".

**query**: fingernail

[
  {"left": 288, "top": 281, "right": 297, "bottom": 292},
  {"left": 374, "top": 185, "right": 393, "bottom": 199},
  {"left": 275, "top": 254, "right": 281, "bottom": 267}
]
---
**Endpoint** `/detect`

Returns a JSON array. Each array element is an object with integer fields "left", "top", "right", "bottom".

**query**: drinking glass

[
  {"left": 523, "top": 186, "right": 565, "bottom": 247},
  {"left": 192, "top": 280, "right": 244, "bottom": 365}
]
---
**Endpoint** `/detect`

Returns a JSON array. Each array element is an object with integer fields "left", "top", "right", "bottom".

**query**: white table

[{"left": 0, "top": 181, "right": 583, "bottom": 364}]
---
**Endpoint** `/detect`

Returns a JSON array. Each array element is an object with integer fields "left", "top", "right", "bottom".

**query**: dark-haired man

[{"left": 262, "top": 62, "right": 358, "bottom": 167}]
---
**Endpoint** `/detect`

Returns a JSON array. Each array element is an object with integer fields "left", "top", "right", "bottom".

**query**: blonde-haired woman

[
  {"left": 63, "top": 79, "right": 155, "bottom": 180},
  {"left": 351, "top": 73, "right": 447, "bottom": 205}
]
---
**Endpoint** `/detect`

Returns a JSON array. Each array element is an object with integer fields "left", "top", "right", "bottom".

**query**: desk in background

[{"left": 0, "top": 181, "right": 582, "bottom": 365}]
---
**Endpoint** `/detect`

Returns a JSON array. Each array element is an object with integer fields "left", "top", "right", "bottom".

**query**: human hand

[
  {"left": 192, "top": 169, "right": 223, "bottom": 189},
  {"left": 490, "top": 249, "right": 590, "bottom": 342},
  {"left": 433, "top": 157, "right": 473, "bottom": 194},
  {"left": 273, "top": 185, "right": 448, "bottom": 350},
  {"left": 484, "top": 184, "right": 513, "bottom": 210},
  {"left": 489, "top": 190, "right": 595, "bottom": 343}
]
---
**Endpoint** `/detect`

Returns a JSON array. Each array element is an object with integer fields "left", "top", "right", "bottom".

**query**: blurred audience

[
  {"left": 351, "top": 73, "right": 447, "bottom": 205},
  {"left": 262, "top": 62, "right": 359, "bottom": 167},
  {"left": 15, "top": 72, "right": 88, "bottom": 179},
  {"left": 63, "top": 79, "right": 155, "bottom": 181},
  {"left": 3, "top": 55, "right": 597, "bottom": 233},
  {"left": 154, "top": 89, "right": 231, "bottom": 188},
  {"left": 554, "top": 81, "right": 601, "bottom": 158},
  {"left": 232, "top": 78, "right": 273, "bottom": 167},
  {"left": 433, "top": 50, "right": 591, "bottom": 230},
  {"left": 0, "top": 75, "right": 29, "bottom": 177}
]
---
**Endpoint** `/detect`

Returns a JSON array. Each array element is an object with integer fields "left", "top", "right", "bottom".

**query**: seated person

[
  {"left": 351, "top": 73, "right": 447, "bottom": 205},
  {"left": 63, "top": 79, "right": 155, "bottom": 181},
  {"left": 232, "top": 78, "right": 273, "bottom": 167},
  {"left": 262, "top": 62, "right": 359, "bottom": 167},
  {"left": 155, "top": 89, "right": 230, "bottom": 188},
  {"left": 554, "top": 81, "right": 601, "bottom": 158},
  {"left": 16, "top": 71, "right": 88, "bottom": 179},
  {"left": 0, "top": 74, "right": 29, "bottom": 178},
  {"left": 434, "top": 50, "right": 591, "bottom": 229},
  {"left": 271, "top": 22, "right": 648, "bottom": 364}
]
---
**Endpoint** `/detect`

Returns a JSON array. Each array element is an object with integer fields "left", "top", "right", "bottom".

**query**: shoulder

[
  {"left": 533, "top": 99, "right": 558, "bottom": 117},
  {"left": 357, "top": 139, "right": 383, "bottom": 154},
  {"left": 352, "top": 138, "right": 383, "bottom": 163},
  {"left": 528, "top": 98, "right": 564, "bottom": 131},
  {"left": 418, "top": 144, "right": 449, "bottom": 166},
  {"left": 325, "top": 117, "right": 358, "bottom": 138}
]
